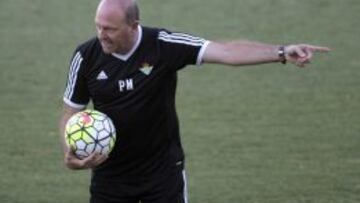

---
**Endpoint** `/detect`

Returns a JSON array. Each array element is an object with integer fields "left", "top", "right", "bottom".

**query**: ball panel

[
  {"left": 103, "top": 120, "right": 111, "bottom": 132},
  {"left": 68, "top": 124, "right": 81, "bottom": 136},
  {"left": 78, "top": 113, "right": 94, "bottom": 127},
  {"left": 75, "top": 139, "right": 87, "bottom": 150},
  {"left": 97, "top": 130, "right": 109, "bottom": 140},
  {"left": 101, "top": 146, "right": 111, "bottom": 154},
  {"left": 93, "top": 120, "right": 104, "bottom": 131},
  {"left": 99, "top": 137, "right": 111, "bottom": 147},
  {"left": 109, "top": 136, "right": 115, "bottom": 150},
  {"left": 81, "top": 131, "right": 95, "bottom": 143},
  {"left": 70, "top": 131, "right": 82, "bottom": 141},
  {"left": 86, "top": 127, "right": 98, "bottom": 140},
  {"left": 94, "top": 144, "right": 104, "bottom": 154},
  {"left": 85, "top": 143, "right": 96, "bottom": 154}
]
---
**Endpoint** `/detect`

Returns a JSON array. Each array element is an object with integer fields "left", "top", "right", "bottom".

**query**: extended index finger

[{"left": 306, "top": 45, "right": 331, "bottom": 52}]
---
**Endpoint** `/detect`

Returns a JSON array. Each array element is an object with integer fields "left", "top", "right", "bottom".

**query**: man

[{"left": 59, "top": 0, "right": 330, "bottom": 202}]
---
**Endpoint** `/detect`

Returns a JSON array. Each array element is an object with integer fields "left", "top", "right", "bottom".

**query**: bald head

[
  {"left": 95, "top": 0, "right": 140, "bottom": 54},
  {"left": 97, "top": 0, "right": 139, "bottom": 25}
]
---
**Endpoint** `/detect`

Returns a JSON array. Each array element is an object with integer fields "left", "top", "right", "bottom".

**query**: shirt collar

[{"left": 112, "top": 25, "right": 142, "bottom": 61}]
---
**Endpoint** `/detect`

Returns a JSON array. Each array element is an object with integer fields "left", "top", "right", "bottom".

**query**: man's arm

[
  {"left": 59, "top": 103, "right": 108, "bottom": 170},
  {"left": 59, "top": 104, "right": 82, "bottom": 154},
  {"left": 202, "top": 41, "right": 330, "bottom": 67}
]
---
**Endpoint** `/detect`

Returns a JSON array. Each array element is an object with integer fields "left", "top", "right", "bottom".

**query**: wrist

[{"left": 278, "top": 46, "right": 287, "bottom": 64}]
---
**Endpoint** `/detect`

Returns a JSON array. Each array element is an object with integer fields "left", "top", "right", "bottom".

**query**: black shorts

[{"left": 90, "top": 169, "right": 188, "bottom": 203}]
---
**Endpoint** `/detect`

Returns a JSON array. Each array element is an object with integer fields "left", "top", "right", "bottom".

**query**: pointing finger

[{"left": 306, "top": 45, "right": 331, "bottom": 52}]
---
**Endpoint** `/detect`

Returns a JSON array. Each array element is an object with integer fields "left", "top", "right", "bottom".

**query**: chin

[
  {"left": 101, "top": 46, "right": 113, "bottom": 54},
  {"left": 102, "top": 49, "right": 111, "bottom": 54},
  {"left": 100, "top": 41, "right": 114, "bottom": 53}
]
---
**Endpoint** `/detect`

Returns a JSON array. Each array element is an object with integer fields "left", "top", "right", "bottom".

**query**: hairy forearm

[
  {"left": 203, "top": 40, "right": 281, "bottom": 66},
  {"left": 222, "top": 41, "right": 280, "bottom": 65},
  {"left": 59, "top": 104, "right": 82, "bottom": 154},
  {"left": 59, "top": 113, "right": 70, "bottom": 154}
]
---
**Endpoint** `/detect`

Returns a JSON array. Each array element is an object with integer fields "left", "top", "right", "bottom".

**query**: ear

[{"left": 130, "top": 20, "right": 139, "bottom": 31}]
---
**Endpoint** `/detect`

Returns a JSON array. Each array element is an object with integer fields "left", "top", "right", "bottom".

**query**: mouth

[
  {"left": 100, "top": 40, "right": 111, "bottom": 47},
  {"left": 100, "top": 40, "right": 113, "bottom": 53}
]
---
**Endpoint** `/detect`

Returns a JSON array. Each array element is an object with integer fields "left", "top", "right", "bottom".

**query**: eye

[
  {"left": 106, "top": 27, "right": 116, "bottom": 33},
  {"left": 98, "top": 26, "right": 116, "bottom": 33}
]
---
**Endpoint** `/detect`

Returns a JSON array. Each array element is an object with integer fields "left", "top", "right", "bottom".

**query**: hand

[
  {"left": 64, "top": 148, "right": 108, "bottom": 170},
  {"left": 285, "top": 44, "right": 331, "bottom": 67}
]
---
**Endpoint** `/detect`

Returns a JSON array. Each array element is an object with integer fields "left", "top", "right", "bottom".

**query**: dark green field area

[{"left": 0, "top": 0, "right": 359, "bottom": 202}]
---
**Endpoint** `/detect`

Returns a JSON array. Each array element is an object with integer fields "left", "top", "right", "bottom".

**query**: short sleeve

[
  {"left": 63, "top": 50, "right": 90, "bottom": 109},
  {"left": 157, "top": 30, "right": 210, "bottom": 71}
]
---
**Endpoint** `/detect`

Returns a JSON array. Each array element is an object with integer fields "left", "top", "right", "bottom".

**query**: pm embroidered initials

[{"left": 119, "top": 79, "right": 134, "bottom": 92}]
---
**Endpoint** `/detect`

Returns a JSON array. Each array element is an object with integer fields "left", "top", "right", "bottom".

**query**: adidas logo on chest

[{"left": 96, "top": 70, "right": 108, "bottom": 80}]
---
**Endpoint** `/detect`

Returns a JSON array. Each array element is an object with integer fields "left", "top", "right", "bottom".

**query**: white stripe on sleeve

[
  {"left": 64, "top": 51, "right": 83, "bottom": 100},
  {"left": 63, "top": 97, "right": 86, "bottom": 109},
  {"left": 64, "top": 52, "right": 80, "bottom": 97},
  {"left": 158, "top": 31, "right": 205, "bottom": 47}
]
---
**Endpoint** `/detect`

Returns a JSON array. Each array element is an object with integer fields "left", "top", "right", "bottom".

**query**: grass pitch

[{"left": 0, "top": 0, "right": 359, "bottom": 202}]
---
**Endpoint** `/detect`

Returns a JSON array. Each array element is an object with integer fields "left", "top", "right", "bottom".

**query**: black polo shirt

[{"left": 63, "top": 26, "right": 209, "bottom": 181}]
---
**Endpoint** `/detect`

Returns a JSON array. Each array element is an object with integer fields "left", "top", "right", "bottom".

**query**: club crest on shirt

[{"left": 139, "top": 63, "right": 153, "bottom": 76}]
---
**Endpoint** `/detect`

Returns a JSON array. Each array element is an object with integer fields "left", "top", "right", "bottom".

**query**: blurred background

[{"left": 0, "top": 0, "right": 359, "bottom": 202}]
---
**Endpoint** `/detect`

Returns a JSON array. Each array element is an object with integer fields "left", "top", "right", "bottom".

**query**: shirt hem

[{"left": 196, "top": 40, "right": 211, "bottom": 66}]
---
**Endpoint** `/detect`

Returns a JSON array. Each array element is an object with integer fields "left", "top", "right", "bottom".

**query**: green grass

[{"left": 1, "top": 0, "right": 359, "bottom": 202}]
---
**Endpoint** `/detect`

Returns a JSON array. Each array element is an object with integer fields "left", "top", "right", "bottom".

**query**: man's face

[{"left": 95, "top": 9, "right": 136, "bottom": 54}]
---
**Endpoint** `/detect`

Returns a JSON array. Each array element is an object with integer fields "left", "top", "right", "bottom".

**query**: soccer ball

[{"left": 65, "top": 109, "right": 116, "bottom": 159}]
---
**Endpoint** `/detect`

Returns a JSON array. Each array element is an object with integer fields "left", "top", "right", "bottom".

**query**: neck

[
  {"left": 111, "top": 25, "right": 142, "bottom": 61},
  {"left": 118, "top": 27, "right": 139, "bottom": 55}
]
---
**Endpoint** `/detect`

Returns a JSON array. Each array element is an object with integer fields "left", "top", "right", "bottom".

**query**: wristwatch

[{"left": 278, "top": 46, "right": 287, "bottom": 64}]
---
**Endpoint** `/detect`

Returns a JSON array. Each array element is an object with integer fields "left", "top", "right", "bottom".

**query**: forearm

[
  {"left": 59, "top": 113, "right": 70, "bottom": 154},
  {"left": 203, "top": 40, "right": 282, "bottom": 66},
  {"left": 59, "top": 104, "right": 83, "bottom": 154}
]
